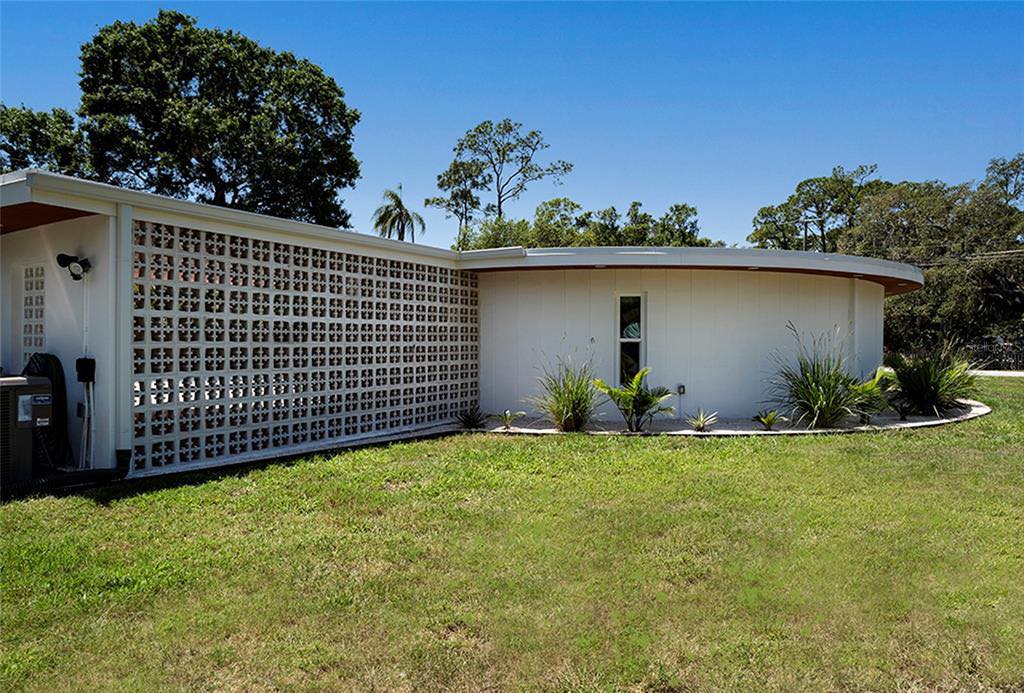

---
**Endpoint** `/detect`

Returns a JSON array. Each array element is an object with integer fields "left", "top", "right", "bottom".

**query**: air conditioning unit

[{"left": 1, "top": 376, "right": 53, "bottom": 491}]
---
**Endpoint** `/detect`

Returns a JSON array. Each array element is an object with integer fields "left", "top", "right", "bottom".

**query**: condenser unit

[{"left": 1, "top": 376, "right": 53, "bottom": 490}]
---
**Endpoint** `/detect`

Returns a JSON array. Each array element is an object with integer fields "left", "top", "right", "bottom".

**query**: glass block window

[
  {"left": 617, "top": 295, "right": 643, "bottom": 384},
  {"left": 21, "top": 265, "right": 45, "bottom": 364},
  {"left": 130, "top": 221, "right": 479, "bottom": 473}
]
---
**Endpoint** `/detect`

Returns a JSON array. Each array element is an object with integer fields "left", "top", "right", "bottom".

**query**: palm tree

[{"left": 372, "top": 185, "right": 425, "bottom": 243}]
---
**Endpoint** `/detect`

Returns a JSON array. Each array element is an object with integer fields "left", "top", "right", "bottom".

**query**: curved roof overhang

[{"left": 457, "top": 246, "right": 924, "bottom": 296}]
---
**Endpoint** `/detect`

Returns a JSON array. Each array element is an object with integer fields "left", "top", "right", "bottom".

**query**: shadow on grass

[{"left": 9, "top": 428, "right": 462, "bottom": 506}]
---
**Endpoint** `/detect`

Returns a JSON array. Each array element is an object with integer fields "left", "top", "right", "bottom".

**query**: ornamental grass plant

[
  {"left": 770, "top": 323, "right": 873, "bottom": 429},
  {"left": 530, "top": 355, "right": 598, "bottom": 432}
]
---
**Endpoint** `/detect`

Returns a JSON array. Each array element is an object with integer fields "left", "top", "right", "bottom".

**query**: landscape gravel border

[{"left": 476, "top": 399, "right": 992, "bottom": 437}]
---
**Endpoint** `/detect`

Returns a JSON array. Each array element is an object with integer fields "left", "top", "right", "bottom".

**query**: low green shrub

[
  {"left": 593, "top": 367, "right": 674, "bottom": 432},
  {"left": 752, "top": 409, "right": 787, "bottom": 431},
  {"left": 852, "top": 368, "right": 892, "bottom": 423},
  {"left": 884, "top": 343, "right": 980, "bottom": 416},
  {"left": 530, "top": 356, "right": 597, "bottom": 432}
]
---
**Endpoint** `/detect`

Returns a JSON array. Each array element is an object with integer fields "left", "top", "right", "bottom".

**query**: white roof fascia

[{"left": 457, "top": 245, "right": 923, "bottom": 285}]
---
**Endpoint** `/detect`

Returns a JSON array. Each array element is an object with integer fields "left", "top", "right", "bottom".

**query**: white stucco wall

[
  {"left": 1, "top": 214, "right": 118, "bottom": 468},
  {"left": 478, "top": 268, "right": 884, "bottom": 420}
]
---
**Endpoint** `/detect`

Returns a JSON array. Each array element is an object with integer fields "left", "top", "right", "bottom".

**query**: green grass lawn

[{"left": 2, "top": 379, "right": 1022, "bottom": 691}]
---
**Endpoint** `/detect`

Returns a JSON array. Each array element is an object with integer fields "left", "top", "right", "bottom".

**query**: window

[{"left": 617, "top": 295, "right": 644, "bottom": 384}]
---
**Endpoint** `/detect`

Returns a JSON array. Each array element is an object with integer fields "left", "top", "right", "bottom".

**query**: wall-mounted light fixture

[{"left": 56, "top": 254, "right": 92, "bottom": 281}]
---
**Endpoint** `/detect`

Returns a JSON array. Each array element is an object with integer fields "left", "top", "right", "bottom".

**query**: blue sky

[{"left": 2, "top": 2, "right": 1022, "bottom": 248}]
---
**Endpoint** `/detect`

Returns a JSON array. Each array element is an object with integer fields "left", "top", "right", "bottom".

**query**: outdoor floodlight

[{"left": 56, "top": 253, "right": 92, "bottom": 281}]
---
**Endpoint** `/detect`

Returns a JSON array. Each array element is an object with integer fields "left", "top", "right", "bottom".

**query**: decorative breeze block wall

[
  {"left": 130, "top": 221, "right": 478, "bottom": 473},
  {"left": 21, "top": 265, "right": 46, "bottom": 364}
]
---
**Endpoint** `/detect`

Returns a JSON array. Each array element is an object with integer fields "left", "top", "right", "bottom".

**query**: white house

[{"left": 1, "top": 170, "right": 924, "bottom": 477}]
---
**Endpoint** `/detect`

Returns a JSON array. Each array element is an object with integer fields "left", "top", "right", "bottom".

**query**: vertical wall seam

[
  {"left": 848, "top": 278, "right": 858, "bottom": 376},
  {"left": 115, "top": 204, "right": 134, "bottom": 458}
]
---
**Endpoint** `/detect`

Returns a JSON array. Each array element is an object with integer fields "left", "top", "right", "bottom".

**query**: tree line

[
  {"left": 453, "top": 197, "right": 722, "bottom": 251},
  {"left": 741, "top": 155, "right": 1023, "bottom": 350}
]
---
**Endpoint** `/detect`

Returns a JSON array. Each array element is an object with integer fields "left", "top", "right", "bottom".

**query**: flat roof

[{"left": 1, "top": 170, "right": 923, "bottom": 295}]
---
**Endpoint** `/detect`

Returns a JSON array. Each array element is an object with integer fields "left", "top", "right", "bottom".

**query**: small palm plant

[
  {"left": 492, "top": 409, "right": 526, "bottom": 432},
  {"left": 752, "top": 409, "right": 787, "bottom": 431},
  {"left": 593, "top": 367, "right": 674, "bottom": 433},
  {"left": 685, "top": 408, "right": 718, "bottom": 432},
  {"left": 372, "top": 186, "right": 426, "bottom": 243}
]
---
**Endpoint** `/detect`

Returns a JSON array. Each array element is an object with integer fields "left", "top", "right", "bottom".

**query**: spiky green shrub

[
  {"left": 752, "top": 409, "right": 787, "bottom": 431},
  {"left": 456, "top": 405, "right": 488, "bottom": 430},
  {"left": 884, "top": 344, "right": 979, "bottom": 416},
  {"left": 685, "top": 408, "right": 718, "bottom": 432},
  {"left": 770, "top": 324, "right": 866, "bottom": 429},
  {"left": 530, "top": 356, "right": 597, "bottom": 432},
  {"left": 593, "top": 367, "right": 674, "bottom": 432},
  {"left": 491, "top": 409, "right": 526, "bottom": 431}
]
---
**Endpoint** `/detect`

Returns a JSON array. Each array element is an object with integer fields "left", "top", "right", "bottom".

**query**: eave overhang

[{"left": 456, "top": 246, "right": 925, "bottom": 296}]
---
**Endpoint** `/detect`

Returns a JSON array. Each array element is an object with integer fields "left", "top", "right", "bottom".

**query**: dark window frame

[{"left": 616, "top": 293, "right": 645, "bottom": 384}]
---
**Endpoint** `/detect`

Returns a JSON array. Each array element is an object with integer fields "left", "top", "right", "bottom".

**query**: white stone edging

[{"left": 471, "top": 399, "right": 991, "bottom": 438}]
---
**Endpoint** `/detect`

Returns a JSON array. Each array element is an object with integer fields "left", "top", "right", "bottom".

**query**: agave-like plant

[
  {"left": 884, "top": 343, "right": 979, "bottom": 416},
  {"left": 593, "top": 367, "right": 674, "bottom": 433},
  {"left": 685, "top": 408, "right": 719, "bottom": 432},
  {"left": 491, "top": 409, "right": 526, "bottom": 431},
  {"left": 529, "top": 356, "right": 597, "bottom": 432},
  {"left": 751, "top": 409, "right": 787, "bottom": 431},
  {"left": 455, "top": 405, "right": 488, "bottom": 430}
]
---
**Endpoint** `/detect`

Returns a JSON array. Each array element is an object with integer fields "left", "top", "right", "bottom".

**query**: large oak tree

[{"left": 1, "top": 10, "right": 360, "bottom": 227}]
